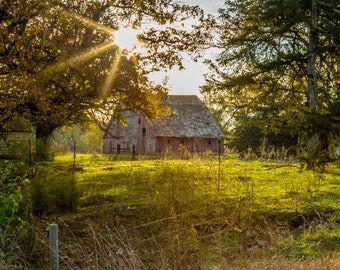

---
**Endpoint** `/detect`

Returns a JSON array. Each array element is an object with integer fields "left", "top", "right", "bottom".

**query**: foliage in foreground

[
  {"left": 26, "top": 154, "right": 340, "bottom": 269},
  {"left": 0, "top": 161, "right": 33, "bottom": 269}
]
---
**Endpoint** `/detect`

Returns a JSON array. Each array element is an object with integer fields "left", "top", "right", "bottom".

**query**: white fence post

[{"left": 49, "top": 224, "right": 59, "bottom": 270}]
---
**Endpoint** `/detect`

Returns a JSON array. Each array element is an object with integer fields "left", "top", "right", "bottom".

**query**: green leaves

[
  {"left": 0, "top": 190, "right": 21, "bottom": 229},
  {"left": 202, "top": 0, "right": 340, "bottom": 163},
  {"left": 1, "top": 1, "right": 215, "bottom": 159}
]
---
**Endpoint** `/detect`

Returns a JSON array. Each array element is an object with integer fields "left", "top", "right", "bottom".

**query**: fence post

[
  {"left": 132, "top": 145, "right": 136, "bottom": 159},
  {"left": 49, "top": 224, "right": 59, "bottom": 270}
]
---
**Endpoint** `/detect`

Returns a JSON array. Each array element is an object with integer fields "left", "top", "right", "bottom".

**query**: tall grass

[{"left": 26, "top": 154, "right": 340, "bottom": 269}]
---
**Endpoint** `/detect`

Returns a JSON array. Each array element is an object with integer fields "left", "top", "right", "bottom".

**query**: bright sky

[{"left": 150, "top": 0, "right": 224, "bottom": 97}]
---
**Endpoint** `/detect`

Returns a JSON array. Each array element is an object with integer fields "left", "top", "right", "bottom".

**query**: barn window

[
  {"left": 181, "top": 139, "right": 184, "bottom": 144},
  {"left": 208, "top": 140, "right": 211, "bottom": 145},
  {"left": 142, "top": 128, "right": 146, "bottom": 135},
  {"left": 138, "top": 118, "right": 141, "bottom": 124},
  {"left": 168, "top": 138, "right": 170, "bottom": 143}
]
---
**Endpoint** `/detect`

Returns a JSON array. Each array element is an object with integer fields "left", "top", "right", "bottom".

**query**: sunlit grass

[
  {"left": 40, "top": 154, "right": 340, "bottom": 268},
  {"left": 51, "top": 154, "right": 340, "bottom": 215}
]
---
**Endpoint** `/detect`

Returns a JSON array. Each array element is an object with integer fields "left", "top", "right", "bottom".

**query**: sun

[
  {"left": 113, "top": 27, "right": 140, "bottom": 50},
  {"left": 44, "top": 9, "right": 144, "bottom": 98}
]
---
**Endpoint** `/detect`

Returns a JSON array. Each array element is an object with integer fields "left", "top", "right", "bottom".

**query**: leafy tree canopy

[
  {"left": 202, "top": 0, "right": 340, "bottom": 164},
  {"left": 0, "top": 0, "right": 215, "bottom": 158}
]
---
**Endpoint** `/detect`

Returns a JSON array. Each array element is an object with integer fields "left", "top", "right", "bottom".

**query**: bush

[
  {"left": 35, "top": 139, "right": 55, "bottom": 161},
  {"left": 50, "top": 177, "right": 80, "bottom": 213},
  {"left": 30, "top": 170, "right": 80, "bottom": 216}
]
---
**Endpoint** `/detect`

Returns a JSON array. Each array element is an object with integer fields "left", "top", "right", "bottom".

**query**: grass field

[{"left": 29, "top": 154, "right": 340, "bottom": 269}]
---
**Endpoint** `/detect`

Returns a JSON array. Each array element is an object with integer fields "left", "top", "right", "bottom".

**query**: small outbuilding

[
  {"left": 0, "top": 130, "right": 34, "bottom": 158},
  {"left": 103, "top": 95, "right": 224, "bottom": 155}
]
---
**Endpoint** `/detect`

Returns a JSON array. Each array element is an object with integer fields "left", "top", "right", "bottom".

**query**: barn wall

[
  {"left": 103, "top": 137, "right": 136, "bottom": 153},
  {"left": 104, "top": 127, "right": 224, "bottom": 155},
  {"left": 156, "top": 137, "right": 223, "bottom": 155},
  {"left": 103, "top": 112, "right": 140, "bottom": 154},
  {"left": 156, "top": 137, "right": 194, "bottom": 154},
  {"left": 103, "top": 103, "right": 225, "bottom": 156},
  {"left": 103, "top": 112, "right": 157, "bottom": 154},
  {"left": 136, "top": 115, "right": 156, "bottom": 154},
  {"left": 195, "top": 138, "right": 223, "bottom": 154}
]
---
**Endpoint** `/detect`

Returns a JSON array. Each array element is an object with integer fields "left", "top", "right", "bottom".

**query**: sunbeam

[
  {"left": 43, "top": 42, "right": 115, "bottom": 74},
  {"left": 61, "top": 9, "right": 114, "bottom": 35},
  {"left": 102, "top": 48, "right": 123, "bottom": 98},
  {"left": 41, "top": 7, "right": 141, "bottom": 100}
]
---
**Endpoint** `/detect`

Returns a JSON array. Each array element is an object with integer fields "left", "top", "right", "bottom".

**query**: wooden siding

[
  {"left": 0, "top": 131, "right": 33, "bottom": 158},
  {"left": 156, "top": 137, "right": 222, "bottom": 154},
  {"left": 103, "top": 111, "right": 157, "bottom": 154}
]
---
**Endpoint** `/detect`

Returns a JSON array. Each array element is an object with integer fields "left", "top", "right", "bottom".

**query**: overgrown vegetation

[
  {"left": 0, "top": 160, "right": 33, "bottom": 269},
  {"left": 2, "top": 153, "right": 336, "bottom": 269}
]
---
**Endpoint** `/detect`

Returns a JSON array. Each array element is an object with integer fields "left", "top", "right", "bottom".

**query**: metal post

[{"left": 49, "top": 224, "right": 59, "bottom": 270}]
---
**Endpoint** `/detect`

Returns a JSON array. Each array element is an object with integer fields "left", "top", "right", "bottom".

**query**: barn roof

[{"left": 153, "top": 95, "right": 224, "bottom": 139}]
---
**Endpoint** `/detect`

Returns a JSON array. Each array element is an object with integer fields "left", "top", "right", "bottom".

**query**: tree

[
  {"left": 202, "top": 0, "right": 340, "bottom": 167},
  {"left": 0, "top": 0, "right": 215, "bottom": 159}
]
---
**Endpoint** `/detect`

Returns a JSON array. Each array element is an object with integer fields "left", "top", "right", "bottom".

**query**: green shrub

[
  {"left": 0, "top": 190, "right": 21, "bottom": 228},
  {"left": 50, "top": 177, "right": 80, "bottom": 213},
  {"left": 35, "top": 139, "right": 55, "bottom": 161},
  {"left": 30, "top": 171, "right": 80, "bottom": 216}
]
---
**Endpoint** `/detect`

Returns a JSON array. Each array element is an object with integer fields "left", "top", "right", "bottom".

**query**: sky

[{"left": 149, "top": 0, "right": 224, "bottom": 97}]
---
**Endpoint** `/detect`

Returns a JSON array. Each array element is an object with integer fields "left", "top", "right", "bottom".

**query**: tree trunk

[
  {"left": 35, "top": 123, "right": 54, "bottom": 160},
  {"left": 305, "top": 0, "right": 326, "bottom": 169},
  {"left": 306, "top": 0, "right": 318, "bottom": 112}
]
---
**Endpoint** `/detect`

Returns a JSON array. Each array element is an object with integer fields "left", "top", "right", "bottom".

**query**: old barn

[{"left": 103, "top": 95, "right": 224, "bottom": 155}]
